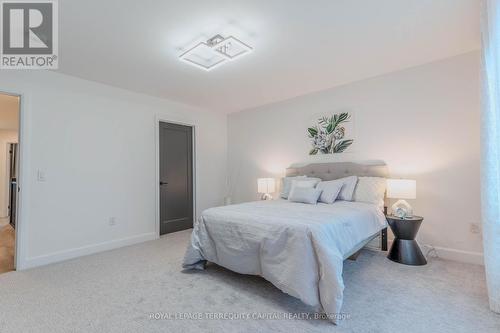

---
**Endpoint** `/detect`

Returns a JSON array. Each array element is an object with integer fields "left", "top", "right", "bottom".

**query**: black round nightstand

[{"left": 386, "top": 215, "right": 427, "bottom": 266}]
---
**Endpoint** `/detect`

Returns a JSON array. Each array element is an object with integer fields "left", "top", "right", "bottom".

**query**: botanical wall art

[{"left": 307, "top": 112, "right": 354, "bottom": 155}]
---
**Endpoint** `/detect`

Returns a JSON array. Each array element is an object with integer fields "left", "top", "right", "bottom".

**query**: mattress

[{"left": 183, "top": 199, "right": 387, "bottom": 322}]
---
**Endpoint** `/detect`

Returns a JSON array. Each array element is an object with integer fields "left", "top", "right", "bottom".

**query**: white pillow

[
  {"left": 280, "top": 176, "right": 306, "bottom": 199},
  {"left": 325, "top": 176, "right": 358, "bottom": 201},
  {"left": 353, "top": 177, "right": 387, "bottom": 208},
  {"left": 280, "top": 176, "right": 321, "bottom": 199},
  {"left": 290, "top": 178, "right": 319, "bottom": 190},
  {"left": 288, "top": 187, "right": 323, "bottom": 204},
  {"left": 316, "top": 180, "right": 344, "bottom": 204}
]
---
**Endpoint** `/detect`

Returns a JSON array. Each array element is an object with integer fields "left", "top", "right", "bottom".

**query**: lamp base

[
  {"left": 391, "top": 200, "right": 413, "bottom": 218},
  {"left": 261, "top": 193, "right": 273, "bottom": 200}
]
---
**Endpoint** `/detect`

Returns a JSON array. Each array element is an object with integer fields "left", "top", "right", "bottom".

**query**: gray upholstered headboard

[{"left": 285, "top": 161, "right": 388, "bottom": 180}]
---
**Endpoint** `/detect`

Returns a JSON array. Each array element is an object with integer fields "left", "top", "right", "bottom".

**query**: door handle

[{"left": 160, "top": 181, "right": 168, "bottom": 186}]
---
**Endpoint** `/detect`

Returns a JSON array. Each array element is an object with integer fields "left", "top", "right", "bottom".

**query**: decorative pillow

[
  {"left": 290, "top": 178, "right": 320, "bottom": 191},
  {"left": 280, "top": 176, "right": 321, "bottom": 199},
  {"left": 323, "top": 176, "right": 358, "bottom": 201},
  {"left": 280, "top": 176, "right": 306, "bottom": 199},
  {"left": 353, "top": 177, "right": 387, "bottom": 208},
  {"left": 316, "top": 180, "right": 344, "bottom": 204},
  {"left": 288, "top": 187, "right": 323, "bottom": 204}
]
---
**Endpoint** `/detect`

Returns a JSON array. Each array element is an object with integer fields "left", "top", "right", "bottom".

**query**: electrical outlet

[
  {"left": 470, "top": 222, "right": 481, "bottom": 234},
  {"left": 108, "top": 217, "right": 117, "bottom": 226}
]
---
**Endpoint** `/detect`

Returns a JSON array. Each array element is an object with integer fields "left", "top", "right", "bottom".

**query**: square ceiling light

[{"left": 179, "top": 35, "right": 252, "bottom": 71}]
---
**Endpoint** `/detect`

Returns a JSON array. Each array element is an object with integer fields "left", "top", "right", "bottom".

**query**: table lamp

[
  {"left": 387, "top": 179, "right": 416, "bottom": 218},
  {"left": 257, "top": 178, "right": 276, "bottom": 200}
]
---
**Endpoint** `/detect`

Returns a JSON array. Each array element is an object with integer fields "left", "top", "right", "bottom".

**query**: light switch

[{"left": 37, "top": 169, "right": 47, "bottom": 182}]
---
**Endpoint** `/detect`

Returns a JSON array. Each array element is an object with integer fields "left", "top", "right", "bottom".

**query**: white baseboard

[
  {"left": 18, "top": 233, "right": 484, "bottom": 270},
  {"left": 19, "top": 232, "right": 158, "bottom": 270},
  {"left": 386, "top": 239, "right": 484, "bottom": 265}
]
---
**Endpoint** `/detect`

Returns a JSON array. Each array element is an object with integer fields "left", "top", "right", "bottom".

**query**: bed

[{"left": 183, "top": 162, "right": 389, "bottom": 323}]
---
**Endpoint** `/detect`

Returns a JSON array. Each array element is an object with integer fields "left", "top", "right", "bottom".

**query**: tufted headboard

[{"left": 285, "top": 161, "right": 388, "bottom": 180}]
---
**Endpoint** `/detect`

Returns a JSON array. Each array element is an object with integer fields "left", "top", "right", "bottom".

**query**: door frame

[
  {"left": 154, "top": 116, "right": 196, "bottom": 237},
  {"left": 0, "top": 90, "right": 24, "bottom": 270}
]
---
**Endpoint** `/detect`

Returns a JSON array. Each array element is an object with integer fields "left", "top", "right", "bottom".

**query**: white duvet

[{"left": 182, "top": 199, "right": 387, "bottom": 322}]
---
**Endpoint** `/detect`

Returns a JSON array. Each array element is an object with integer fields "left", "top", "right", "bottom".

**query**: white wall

[
  {"left": 0, "top": 70, "right": 227, "bottom": 269},
  {"left": 228, "top": 51, "right": 482, "bottom": 264}
]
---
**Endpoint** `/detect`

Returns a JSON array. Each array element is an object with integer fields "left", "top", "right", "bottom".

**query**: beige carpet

[
  {"left": 0, "top": 220, "right": 14, "bottom": 274},
  {"left": 0, "top": 229, "right": 498, "bottom": 333}
]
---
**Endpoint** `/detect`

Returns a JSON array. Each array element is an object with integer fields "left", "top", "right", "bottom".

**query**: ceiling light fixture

[{"left": 179, "top": 34, "right": 252, "bottom": 71}]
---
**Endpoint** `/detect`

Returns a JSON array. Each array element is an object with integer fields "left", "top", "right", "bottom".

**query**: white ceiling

[{"left": 58, "top": 0, "right": 480, "bottom": 113}]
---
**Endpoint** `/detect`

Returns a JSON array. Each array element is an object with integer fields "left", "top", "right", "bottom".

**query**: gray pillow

[
  {"left": 280, "top": 176, "right": 321, "bottom": 199},
  {"left": 316, "top": 180, "right": 344, "bottom": 204},
  {"left": 288, "top": 187, "right": 323, "bottom": 204},
  {"left": 280, "top": 176, "right": 306, "bottom": 199},
  {"left": 335, "top": 176, "right": 358, "bottom": 201}
]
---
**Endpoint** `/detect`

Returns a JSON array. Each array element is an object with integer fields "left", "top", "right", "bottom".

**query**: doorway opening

[
  {"left": 0, "top": 93, "right": 20, "bottom": 274},
  {"left": 157, "top": 121, "right": 195, "bottom": 236}
]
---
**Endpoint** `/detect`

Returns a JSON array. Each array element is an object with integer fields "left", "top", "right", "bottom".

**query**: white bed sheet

[{"left": 183, "top": 199, "right": 387, "bottom": 322}]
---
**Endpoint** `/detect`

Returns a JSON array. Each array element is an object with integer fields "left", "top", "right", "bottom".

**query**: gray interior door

[{"left": 159, "top": 122, "right": 193, "bottom": 235}]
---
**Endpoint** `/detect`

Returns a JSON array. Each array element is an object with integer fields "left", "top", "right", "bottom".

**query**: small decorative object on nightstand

[
  {"left": 257, "top": 178, "right": 276, "bottom": 200},
  {"left": 387, "top": 179, "right": 416, "bottom": 218},
  {"left": 386, "top": 215, "right": 427, "bottom": 266}
]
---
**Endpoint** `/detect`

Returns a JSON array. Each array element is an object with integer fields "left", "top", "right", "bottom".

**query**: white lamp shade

[
  {"left": 387, "top": 179, "right": 416, "bottom": 199},
  {"left": 257, "top": 178, "right": 276, "bottom": 194}
]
